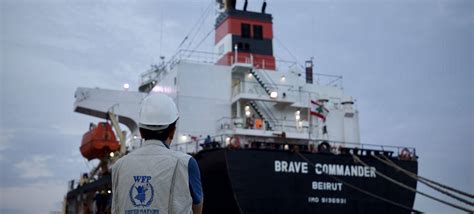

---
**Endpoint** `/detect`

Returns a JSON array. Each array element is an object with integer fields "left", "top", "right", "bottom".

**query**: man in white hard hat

[{"left": 111, "top": 93, "right": 203, "bottom": 214}]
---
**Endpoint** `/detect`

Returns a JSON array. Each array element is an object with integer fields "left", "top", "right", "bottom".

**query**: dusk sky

[{"left": 1, "top": 0, "right": 473, "bottom": 213}]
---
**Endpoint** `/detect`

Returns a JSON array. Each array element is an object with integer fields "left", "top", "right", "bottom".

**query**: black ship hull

[
  {"left": 66, "top": 148, "right": 418, "bottom": 214},
  {"left": 195, "top": 149, "right": 418, "bottom": 214}
]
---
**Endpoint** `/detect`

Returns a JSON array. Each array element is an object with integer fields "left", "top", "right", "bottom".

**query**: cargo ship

[{"left": 64, "top": 1, "right": 419, "bottom": 213}]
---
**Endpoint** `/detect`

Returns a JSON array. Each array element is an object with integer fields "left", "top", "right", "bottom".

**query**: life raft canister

[
  {"left": 229, "top": 136, "right": 241, "bottom": 149},
  {"left": 400, "top": 148, "right": 411, "bottom": 160},
  {"left": 318, "top": 141, "right": 331, "bottom": 153},
  {"left": 80, "top": 122, "right": 120, "bottom": 160}
]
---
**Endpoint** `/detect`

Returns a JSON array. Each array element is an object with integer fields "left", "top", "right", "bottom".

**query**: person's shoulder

[
  {"left": 171, "top": 149, "right": 191, "bottom": 158},
  {"left": 187, "top": 156, "right": 199, "bottom": 169},
  {"left": 111, "top": 157, "right": 124, "bottom": 172},
  {"left": 111, "top": 150, "right": 138, "bottom": 170},
  {"left": 171, "top": 150, "right": 192, "bottom": 165}
]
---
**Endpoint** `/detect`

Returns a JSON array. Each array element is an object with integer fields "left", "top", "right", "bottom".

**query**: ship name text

[{"left": 274, "top": 160, "right": 376, "bottom": 178}]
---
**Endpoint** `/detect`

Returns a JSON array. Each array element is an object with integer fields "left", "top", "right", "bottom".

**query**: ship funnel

[{"left": 215, "top": 0, "right": 276, "bottom": 70}]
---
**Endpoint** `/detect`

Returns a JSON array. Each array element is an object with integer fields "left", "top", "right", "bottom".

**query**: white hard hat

[{"left": 138, "top": 93, "right": 179, "bottom": 131}]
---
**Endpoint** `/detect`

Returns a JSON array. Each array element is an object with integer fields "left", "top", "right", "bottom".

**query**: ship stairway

[
  {"left": 249, "top": 68, "right": 277, "bottom": 97},
  {"left": 249, "top": 101, "right": 278, "bottom": 131}
]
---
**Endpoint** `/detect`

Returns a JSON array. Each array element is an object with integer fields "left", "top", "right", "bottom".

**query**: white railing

[
  {"left": 139, "top": 49, "right": 345, "bottom": 90},
  {"left": 231, "top": 80, "right": 310, "bottom": 104},
  {"left": 217, "top": 117, "right": 309, "bottom": 134},
  {"left": 169, "top": 134, "right": 228, "bottom": 154}
]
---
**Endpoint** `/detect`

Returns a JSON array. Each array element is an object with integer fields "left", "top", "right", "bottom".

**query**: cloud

[
  {"left": 0, "top": 129, "right": 15, "bottom": 161},
  {"left": 14, "top": 155, "right": 54, "bottom": 179},
  {"left": 0, "top": 180, "right": 66, "bottom": 213},
  {"left": 50, "top": 124, "right": 86, "bottom": 137},
  {"left": 0, "top": 129, "right": 14, "bottom": 151}
]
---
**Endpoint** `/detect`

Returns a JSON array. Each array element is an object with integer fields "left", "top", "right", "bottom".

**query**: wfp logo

[{"left": 129, "top": 176, "right": 154, "bottom": 207}]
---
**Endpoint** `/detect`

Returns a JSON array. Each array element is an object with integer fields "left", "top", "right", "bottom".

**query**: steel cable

[
  {"left": 380, "top": 154, "right": 474, "bottom": 199},
  {"left": 352, "top": 154, "right": 473, "bottom": 213},
  {"left": 371, "top": 154, "right": 474, "bottom": 207},
  {"left": 176, "top": 1, "right": 213, "bottom": 51},
  {"left": 184, "top": 2, "right": 214, "bottom": 51}
]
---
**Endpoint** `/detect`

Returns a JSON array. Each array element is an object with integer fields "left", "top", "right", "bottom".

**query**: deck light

[
  {"left": 248, "top": 73, "right": 252, "bottom": 78},
  {"left": 123, "top": 83, "right": 130, "bottom": 90},
  {"left": 270, "top": 91, "right": 278, "bottom": 98},
  {"left": 245, "top": 105, "right": 250, "bottom": 111},
  {"left": 245, "top": 110, "right": 251, "bottom": 117},
  {"left": 109, "top": 152, "right": 115, "bottom": 158},
  {"left": 280, "top": 75, "right": 286, "bottom": 82}
]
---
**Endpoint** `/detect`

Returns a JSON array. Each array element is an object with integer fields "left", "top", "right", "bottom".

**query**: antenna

[
  {"left": 262, "top": 0, "right": 267, "bottom": 13},
  {"left": 243, "top": 0, "right": 248, "bottom": 11},
  {"left": 159, "top": 1, "right": 164, "bottom": 57}
]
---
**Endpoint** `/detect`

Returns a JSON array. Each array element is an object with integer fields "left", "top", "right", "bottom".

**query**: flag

[{"left": 310, "top": 100, "right": 329, "bottom": 121}]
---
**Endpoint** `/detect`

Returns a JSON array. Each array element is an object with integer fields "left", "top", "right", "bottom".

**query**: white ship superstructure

[
  {"left": 138, "top": 53, "right": 360, "bottom": 153},
  {"left": 75, "top": 50, "right": 360, "bottom": 154}
]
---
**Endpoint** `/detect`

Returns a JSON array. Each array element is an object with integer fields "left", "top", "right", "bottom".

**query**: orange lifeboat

[{"left": 80, "top": 122, "right": 120, "bottom": 160}]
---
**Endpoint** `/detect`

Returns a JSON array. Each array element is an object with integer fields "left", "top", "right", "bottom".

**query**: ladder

[
  {"left": 249, "top": 68, "right": 275, "bottom": 96},
  {"left": 249, "top": 101, "right": 276, "bottom": 131}
]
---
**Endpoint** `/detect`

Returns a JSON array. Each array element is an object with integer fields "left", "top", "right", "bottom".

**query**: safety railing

[
  {"left": 231, "top": 80, "right": 310, "bottom": 105},
  {"left": 230, "top": 54, "right": 253, "bottom": 65},
  {"left": 214, "top": 116, "right": 416, "bottom": 159},
  {"left": 313, "top": 73, "right": 343, "bottom": 88},
  {"left": 170, "top": 128, "right": 417, "bottom": 161},
  {"left": 307, "top": 140, "right": 417, "bottom": 160},
  {"left": 140, "top": 50, "right": 219, "bottom": 83},
  {"left": 169, "top": 134, "right": 228, "bottom": 154},
  {"left": 229, "top": 54, "right": 277, "bottom": 70},
  {"left": 273, "top": 60, "right": 344, "bottom": 89},
  {"left": 217, "top": 117, "right": 309, "bottom": 134},
  {"left": 140, "top": 49, "right": 344, "bottom": 90},
  {"left": 231, "top": 81, "right": 279, "bottom": 98}
]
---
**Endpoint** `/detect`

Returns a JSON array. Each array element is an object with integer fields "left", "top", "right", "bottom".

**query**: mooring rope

[
  {"left": 381, "top": 154, "right": 474, "bottom": 199},
  {"left": 351, "top": 154, "right": 473, "bottom": 213},
  {"left": 371, "top": 154, "right": 474, "bottom": 207}
]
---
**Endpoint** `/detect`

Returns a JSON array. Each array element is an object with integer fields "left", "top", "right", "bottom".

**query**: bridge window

[
  {"left": 241, "top": 23, "right": 251, "bottom": 38},
  {"left": 234, "top": 42, "right": 250, "bottom": 52},
  {"left": 253, "top": 25, "right": 263, "bottom": 40},
  {"left": 244, "top": 43, "right": 250, "bottom": 51}
]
